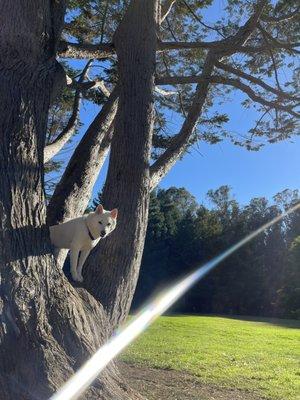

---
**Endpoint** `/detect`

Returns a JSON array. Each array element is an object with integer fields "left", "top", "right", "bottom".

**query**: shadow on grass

[{"left": 166, "top": 313, "right": 300, "bottom": 329}]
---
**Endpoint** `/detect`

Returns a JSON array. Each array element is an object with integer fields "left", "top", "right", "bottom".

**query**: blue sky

[
  {"left": 67, "top": 68, "right": 299, "bottom": 207},
  {"left": 159, "top": 132, "right": 300, "bottom": 206},
  {"left": 58, "top": 94, "right": 299, "bottom": 208},
  {"left": 53, "top": 1, "right": 299, "bottom": 208}
]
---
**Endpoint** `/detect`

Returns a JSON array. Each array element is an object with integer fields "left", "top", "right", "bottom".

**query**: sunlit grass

[{"left": 121, "top": 315, "right": 300, "bottom": 400}]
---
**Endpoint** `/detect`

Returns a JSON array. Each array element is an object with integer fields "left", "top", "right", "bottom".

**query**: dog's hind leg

[
  {"left": 70, "top": 248, "right": 80, "bottom": 281},
  {"left": 76, "top": 249, "right": 90, "bottom": 283}
]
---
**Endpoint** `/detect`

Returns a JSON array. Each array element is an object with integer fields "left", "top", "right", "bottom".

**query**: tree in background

[
  {"left": 280, "top": 237, "right": 300, "bottom": 319},
  {"left": 274, "top": 189, "right": 300, "bottom": 318},
  {"left": 0, "top": 1, "right": 299, "bottom": 398},
  {"left": 133, "top": 186, "right": 300, "bottom": 319}
]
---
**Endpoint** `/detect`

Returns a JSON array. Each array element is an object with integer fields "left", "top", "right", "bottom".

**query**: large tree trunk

[
  {"left": 84, "top": 0, "right": 159, "bottom": 328},
  {"left": 0, "top": 2, "right": 141, "bottom": 399}
]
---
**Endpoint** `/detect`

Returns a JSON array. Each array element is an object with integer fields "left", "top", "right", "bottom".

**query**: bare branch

[
  {"left": 258, "top": 24, "right": 284, "bottom": 91},
  {"left": 182, "top": 0, "right": 225, "bottom": 37},
  {"left": 47, "top": 88, "right": 119, "bottom": 225},
  {"left": 158, "top": 40, "right": 218, "bottom": 51},
  {"left": 165, "top": 15, "right": 178, "bottom": 41},
  {"left": 67, "top": 78, "right": 95, "bottom": 91},
  {"left": 93, "top": 80, "right": 111, "bottom": 97},
  {"left": 155, "top": 86, "right": 176, "bottom": 96},
  {"left": 58, "top": 41, "right": 114, "bottom": 59},
  {"left": 261, "top": 8, "right": 300, "bottom": 23},
  {"left": 156, "top": 74, "right": 299, "bottom": 117},
  {"left": 70, "top": 78, "right": 111, "bottom": 97},
  {"left": 160, "top": 0, "right": 177, "bottom": 23},
  {"left": 156, "top": 75, "right": 206, "bottom": 85},
  {"left": 216, "top": 77, "right": 299, "bottom": 118},
  {"left": 258, "top": 24, "right": 300, "bottom": 53},
  {"left": 158, "top": 39, "right": 300, "bottom": 55},
  {"left": 44, "top": 60, "right": 93, "bottom": 163},
  {"left": 251, "top": 107, "right": 272, "bottom": 136},
  {"left": 58, "top": 38, "right": 253, "bottom": 57},
  {"left": 215, "top": 61, "right": 299, "bottom": 101},
  {"left": 44, "top": 96, "right": 80, "bottom": 163}
]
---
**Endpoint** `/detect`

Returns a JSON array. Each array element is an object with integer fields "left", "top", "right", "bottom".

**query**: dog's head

[{"left": 91, "top": 204, "right": 118, "bottom": 239}]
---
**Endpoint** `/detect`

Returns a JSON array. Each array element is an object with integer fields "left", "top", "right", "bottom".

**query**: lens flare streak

[{"left": 50, "top": 202, "right": 300, "bottom": 400}]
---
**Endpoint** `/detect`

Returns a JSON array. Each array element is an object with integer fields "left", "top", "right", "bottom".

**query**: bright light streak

[{"left": 50, "top": 202, "right": 300, "bottom": 400}]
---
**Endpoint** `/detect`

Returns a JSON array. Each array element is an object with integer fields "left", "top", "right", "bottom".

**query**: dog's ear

[
  {"left": 111, "top": 209, "right": 118, "bottom": 219},
  {"left": 96, "top": 204, "right": 104, "bottom": 214}
]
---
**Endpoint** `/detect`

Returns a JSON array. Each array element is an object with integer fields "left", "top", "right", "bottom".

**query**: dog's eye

[
  {"left": 107, "top": 223, "right": 111, "bottom": 227},
  {"left": 99, "top": 221, "right": 103, "bottom": 225}
]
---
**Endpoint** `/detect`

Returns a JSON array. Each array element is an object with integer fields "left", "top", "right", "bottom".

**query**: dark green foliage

[
  {"left": 61, "top": 0, "right": 299, "bottom": 158},
  {"left": 279, "top": 237, "right": 300, "bottom": 319},
  {"left": 131, "top": 185, "right": 300, "bottom": 318}
]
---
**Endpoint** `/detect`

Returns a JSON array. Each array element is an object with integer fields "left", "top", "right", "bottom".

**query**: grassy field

[{"left": 121, "top": 315, "right": 300, "bottom": 400}]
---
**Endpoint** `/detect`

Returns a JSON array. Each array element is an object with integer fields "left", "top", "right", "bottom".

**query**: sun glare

[{"left": 50, "top": 202, "right": 300, "bottom": 400}]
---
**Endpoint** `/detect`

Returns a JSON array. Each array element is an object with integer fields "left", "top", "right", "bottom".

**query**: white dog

[{"left": 50, "top": 205, "right": 118, "bottom": 282}]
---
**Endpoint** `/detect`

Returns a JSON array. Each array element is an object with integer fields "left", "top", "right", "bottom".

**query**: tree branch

[
  {"left": 57, "top": 3, "right": 300, "bottom": 61},
  {"left": 158, "top": 2, "right": 300, "bottom": 56},
  {"left": 159, "top": 0, "right": 267, "bottom": 56},
  {"left": 258, "top": 24, "right": 284, "bottom": 91},
  {"left": 58, "top": 40, "right": 114, "bottom": 59},
  {"left": 47, "top": 88, "right": 119, "bottom": 225},
  {"left": 150, "top": 52, "right": 216, "bottom": 189},
  {"left": 215, "top": 76, "right": 299, "bottom": 118},
  {"left": 215, "top": 61, "right": 299, "bottom": 101},
  {"left": 155, "top": 86, "right": 176, "bottom": 96},
  {"left": 150, "top": 1, "right": 268, "bottom": 189},
  {"left": 44, "top": 60, "right": 93, "bottom": 163},
  {"left": 261, "top": 8, "right": 300, "bottom": 23},
  {"left": 159, "top": 38, "right": 300, "bottom": 54},
  {"left": 258, "top": 23, "right": 300, "bottom": 53},
  {"left": 160, "top": 0, "right": 177, "bottom": 23},
  {"left": 69, "top": 78, "right": 111, "bottom": 97},
  {"left": 182, "top": 0, "right": 225, "bottom": 37},
  {"left": 58, "top": 1, "right": 266, "bottom": 60},
  {"left": 156, "top": 74, "right": 299, "bottom": 117},
  {"left": 58, "top": 38, "right": 273, "bottom": 58}
]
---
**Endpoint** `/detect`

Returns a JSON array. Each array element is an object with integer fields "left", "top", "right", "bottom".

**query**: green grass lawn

[{"left": 121, "top": 315, "right": 300, "bottom": 400}]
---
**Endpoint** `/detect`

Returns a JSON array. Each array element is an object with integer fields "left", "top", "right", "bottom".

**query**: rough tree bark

[
  {"left": 0, "top": 2, "right": 142, "bottom": 399},
  {"left": 84, "top": 0, "right": 159, "bottom": 328}
]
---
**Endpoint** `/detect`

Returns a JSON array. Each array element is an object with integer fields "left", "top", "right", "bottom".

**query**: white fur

[{"left": 50, "top": 205, "right": 118, "bottom": 282}]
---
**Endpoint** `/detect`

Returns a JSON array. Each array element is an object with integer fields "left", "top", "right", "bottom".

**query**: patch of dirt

[{"left": 119, "top": 362, "right": 266, "bottom": 400}]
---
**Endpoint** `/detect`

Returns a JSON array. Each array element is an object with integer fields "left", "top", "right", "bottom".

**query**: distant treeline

[{"left": 131, "top": 186, "right": 300, "bottom": 319}]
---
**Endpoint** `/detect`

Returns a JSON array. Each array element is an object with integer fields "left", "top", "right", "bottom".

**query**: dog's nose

[{"left": 100, "top": 231, "right": 106, "bottom": 237}]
